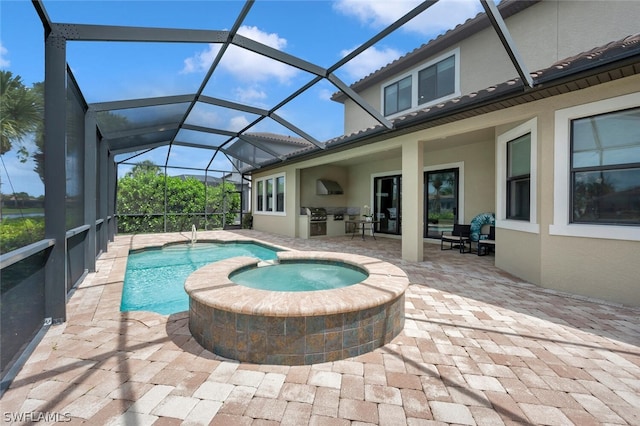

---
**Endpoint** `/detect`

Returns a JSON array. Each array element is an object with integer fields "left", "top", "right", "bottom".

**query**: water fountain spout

[{"left": 191, "top": 224, "right": 197, "bottom": 245}]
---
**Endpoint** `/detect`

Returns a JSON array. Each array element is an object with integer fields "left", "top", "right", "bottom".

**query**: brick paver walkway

[{"left": 2, "top": 230, "right": 639, "bottom": 425}]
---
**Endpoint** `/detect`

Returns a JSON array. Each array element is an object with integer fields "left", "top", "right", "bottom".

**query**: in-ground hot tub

[{"left": 185, "top": 251, "right": 409, "bottom": 365}]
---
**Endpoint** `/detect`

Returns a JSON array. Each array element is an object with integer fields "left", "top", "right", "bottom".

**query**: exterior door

[
  {"left": 373, "top": 175, "right": 401, "bottom": 234},
  {"left": 424, "top": 168, "right": 459, "bottom": 238}
]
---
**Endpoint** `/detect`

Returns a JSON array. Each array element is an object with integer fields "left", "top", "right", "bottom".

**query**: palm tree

[{"left": 0, "top": 71, "right": 42, "bottom": 158}]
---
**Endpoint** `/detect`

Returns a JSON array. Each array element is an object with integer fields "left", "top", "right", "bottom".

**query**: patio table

[{"left": 346, "top": 219, "right": 380, "bottom": 240}]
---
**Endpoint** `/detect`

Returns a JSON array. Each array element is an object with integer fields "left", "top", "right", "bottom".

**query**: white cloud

[
  {"left": 181, "top": 25, "right": 298, "bottom": 84},
  {"left": 235, "top": 86, "right": 267, "bottom": 104},
  {"left": 318, "top": 88, "right": 334, "bottom": 101},
  {"left": 340, "top": 45, "right": 403, "bottom": 80},
  {"left": 0, "top": 41, "right": 10, "bottom": 68},
  {"left": 334, "top": 0, "right": 482, "bottom": 37},
  {"left": 229, "top": 115, "right": 250, "bottom": 132}
]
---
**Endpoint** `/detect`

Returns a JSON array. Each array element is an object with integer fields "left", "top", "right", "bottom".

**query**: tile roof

[
  {"left": 321, "top": 32, "right": 640, "bottom": 150},
  {"left": 331, "top": 0, "right": 541, "bottom": 103}
]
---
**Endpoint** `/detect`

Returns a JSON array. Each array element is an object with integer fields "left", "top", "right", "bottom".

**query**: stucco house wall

[
  {"left": 251, "top": 1, "right": 640, "bottom": 306},
  {"left": 343, "top": 0, "right": 640, "bottom": 135}
]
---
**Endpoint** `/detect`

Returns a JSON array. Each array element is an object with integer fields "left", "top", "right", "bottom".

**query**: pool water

[
  {"left": 230, "top": 261, "right": 368, "bottom": 292},
  {"left": 121, "top": 242, "right": 278, "bottom": 315}
]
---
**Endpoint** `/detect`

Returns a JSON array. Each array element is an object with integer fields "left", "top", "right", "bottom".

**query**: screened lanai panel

[
  {"left": 200, "top": 43, "right": 317, "bottom": 111},
  {"left": 243, "top": 118, "right": 316, "bottom": 157},
  {"left": 66, "top": 73, "right": 86, "bottom": 230},
  {"left": 167, "top": 145, "right": 215, "bottom": 169},
  {"left": 114, "top": 145, "right": 169, "bottom": 168},
  {"left": 96, "top": 102, "right": 191, "bottom": 136},
  {"left": 174, "top": 129, "right": 231, "bottom": 148},
  {"left": 107, "top": 128, "right": 177, "bottom": 153},
  {"left": 273, "top": 78, "right": 345, "bottom": 143},
  {"left": 241, "top": 1, "right": 381, "bottom": 68},
  {"left": 185, "top": 101, "right": 262, "bottom": 132},
  {"left": 65, "top": 42, "right": 212, "bottom": 103},
  {"left": 224, "top": 139, "right": 278, "bottom": 167}
]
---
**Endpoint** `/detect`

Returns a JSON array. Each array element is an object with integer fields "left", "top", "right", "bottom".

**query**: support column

[
  {"left": 44, "top": 32, "right": 67, "bottom": 322},
  {"left": 98, "top": 137, "right": 109, "bottom": 253},
  {"left": 401, "top": 140, "right": 424, "bottom": 262},
  {"left": 84, "top": 111, "right": 97, "bottom": 271},
  {"left": 108, "top": 155, "right": 117, "bottom": 241}
]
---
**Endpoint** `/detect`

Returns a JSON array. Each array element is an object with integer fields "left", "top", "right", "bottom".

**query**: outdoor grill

[{"left": 305, "top": 207, "right": 327, "bottom": 237}]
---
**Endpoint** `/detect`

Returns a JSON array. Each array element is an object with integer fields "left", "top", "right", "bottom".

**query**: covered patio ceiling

[{"left": 33, "top": 0, "right": 531, "bottom": 175}]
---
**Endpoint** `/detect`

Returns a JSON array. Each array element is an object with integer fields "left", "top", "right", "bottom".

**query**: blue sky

[{"left": 1, "top": 0, "right": 485, "bottom": 196}]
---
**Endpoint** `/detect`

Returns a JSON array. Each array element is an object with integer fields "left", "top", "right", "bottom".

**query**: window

[
  {"left": 256, "top": 180, "right": 264, "bottom": 211},
  {"left": 266, "top": 179, "right": 273, "bottom": 212},
  {"left": 552, "top": 92, "right": 640, "bottom": 241},
  {"left": 418, "top": 55, "right": 455, "bottom": 105},
  {"left": 276, "top": 176, "right": 285, "bottom": 212},
  {"left": 570, "top": 107, "right": 640, "bottom": 225},
  {"left": 255, "top": 173, "right": 285, "bottom": 215},
  {"left": 496, "top": 118, "right": 538, "bottom": 233},
  {"left": 506, "top": 134, "right": 531, "bottom": 220},
  {"left": 384, "top": 76, "right": 412, "bottom": 116},
  {"left": 381, "top": 49, "right": 459, "bottom": 118}
]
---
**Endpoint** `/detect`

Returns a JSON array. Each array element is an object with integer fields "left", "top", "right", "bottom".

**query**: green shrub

[{"left": 0, "top": 217, "right": 45, "bottom": 254}]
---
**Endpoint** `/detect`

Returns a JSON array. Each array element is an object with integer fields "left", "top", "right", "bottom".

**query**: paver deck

[{"left": 2, "top": 230, "right": 639, "bottom": 425}]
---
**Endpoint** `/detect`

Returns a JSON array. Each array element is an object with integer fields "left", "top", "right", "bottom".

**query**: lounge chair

[
  {"left": 477, "top": 226, "right": 496, "bottom": 256},
  {"left": 441, "top": 224, "right": 472, "bottom": 253}
]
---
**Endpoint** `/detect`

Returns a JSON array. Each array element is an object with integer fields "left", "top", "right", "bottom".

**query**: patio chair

[
  {"left": 441, "top": 224, "right": 472, "bottom": 253},
  {"left": 477, "top": 226, "right": 496, "bottom": 256}
]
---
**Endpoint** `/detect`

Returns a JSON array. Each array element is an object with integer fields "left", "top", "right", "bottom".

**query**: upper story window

[
  {"left": 570, "top": 107, "right": 640, "bottom": 225},
  {"left": 418, "top": 55, "right": 455, "bottom": 105},
  {"left": 384, "top": 76, "right": 412, "bottom": 116},
  {"left": 255, "top": 173, "right": 285, "bottom": 214},
  {"left": 381, "top": 49, "right": 459, "bottom": 118}
]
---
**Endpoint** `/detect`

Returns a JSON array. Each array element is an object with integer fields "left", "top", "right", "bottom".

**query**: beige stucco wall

[
  {"left": 253, "top": 74, "right": 640, "bottom": 306},
  {"left": 495, "top": 229, "right": 541, "bottom": 285},
  {"left": 251, "top": 165, "right": 299, "bottom": 238},
  {"left": 342, "top": 0, "right": 640, "bottom": 134},
  {"left": 536, "top": 76, "right": 640, "bottom": 306},
  {"left": 300, "top": 165, "right": 349, "bottom": 208}
]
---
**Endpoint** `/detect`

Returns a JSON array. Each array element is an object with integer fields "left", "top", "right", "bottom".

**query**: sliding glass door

[
  {"left": 424, "top": 168, "right": 459, "bottom": 238},
  {"left": 373, "top": 175, "right": 401, "bottom": 234}
]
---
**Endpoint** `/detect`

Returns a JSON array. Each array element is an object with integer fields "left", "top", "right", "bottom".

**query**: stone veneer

[{"left": 185, "top": 251, "right": 409, "bottom": 365}]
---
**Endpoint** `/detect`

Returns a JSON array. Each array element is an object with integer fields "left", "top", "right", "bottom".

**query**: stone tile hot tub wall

[{"left": 185, "top": 251, "right": 409, "bottom": 365}]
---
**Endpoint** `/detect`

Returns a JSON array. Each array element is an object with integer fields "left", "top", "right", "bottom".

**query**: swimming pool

[{"left": 121, "top": 242, "right": 278, "bottom": 315}]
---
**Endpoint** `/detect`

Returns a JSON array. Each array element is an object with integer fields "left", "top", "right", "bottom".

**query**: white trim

[
  {"left": 381, "top": 48, "right": 461, "bottom": 120},
  {"left": 254, "top": 172, "right": 286, "bottom": 216},
  {"left": 496, "top": 118, "right": 540, "bottom": 234},
  {"left": 551, "top": 92, "right": 640, "bottom": 241}
]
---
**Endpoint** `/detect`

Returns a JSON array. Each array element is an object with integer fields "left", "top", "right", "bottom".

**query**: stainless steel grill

[
  {"left": 305, "top": 207, "right": 327, "bottom": 236},
  {"left": 306, "top": 207, "right": 327, "bottom": 222}
]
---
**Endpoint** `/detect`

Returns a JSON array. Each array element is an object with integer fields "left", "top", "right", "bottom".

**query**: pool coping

[{"left": 184, "top": 250, "right": 409, "bottom": 317}]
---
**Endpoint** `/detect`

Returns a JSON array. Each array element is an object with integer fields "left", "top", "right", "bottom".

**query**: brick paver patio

[{"left": 2, "top": 230, "right": 639, "bottom": 425}]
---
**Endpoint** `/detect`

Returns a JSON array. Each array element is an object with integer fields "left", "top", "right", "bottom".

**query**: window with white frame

[
  {"left": 496, "top": 118, "right": 539, "bottom": 233},
  {"left": 418, "top": 55, "right": 455, "bottom": 106},
  {"left": 570, "top": 107, "right": 640, "bottom": 225},
  {"left": 384, "top": 75, "right": 412, "bottom": 116},
  {"left": 552, "top": 93, "right": 640, "bottom": 241},
  {"left": 507, "top": 133, "right": 531, "bottom": 221},
  {"left": 255, "top": 173, "right": 285, "bottom": 214},
  {"left": 382, "top": 49, "right": 460, "bottom": 118}
]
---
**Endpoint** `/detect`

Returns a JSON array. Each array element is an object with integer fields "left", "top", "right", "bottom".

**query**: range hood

[{"left": 316, "top": 179, "right": 344, "bottom": 195}]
